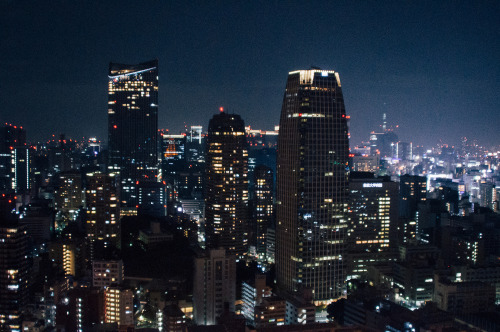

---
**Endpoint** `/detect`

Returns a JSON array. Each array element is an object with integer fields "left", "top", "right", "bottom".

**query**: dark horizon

[{"left": 1, "top": 1, "right": 499, "bottom": 148}]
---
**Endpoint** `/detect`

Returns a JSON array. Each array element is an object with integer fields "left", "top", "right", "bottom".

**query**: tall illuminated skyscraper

[
  {"left": 108, "top": 60, "right": 159, "bottom": 207},
  {"left": 347, "top": 173, "right": 399, "bottom": 279},
  {"left": 276, "top": 69, "right": 349, "bottom": 303},
  {"left": 254, "top": 165, "right": 274, "bottom": 261},
  {"left": 205, "top": 110, "right": 249, "bottom": 257},
  {"left": 85, "top": 172, "right": 120, "bottom": 256},
  {"left": 54, "top": 170, "right": 83, "bottom": 220}
]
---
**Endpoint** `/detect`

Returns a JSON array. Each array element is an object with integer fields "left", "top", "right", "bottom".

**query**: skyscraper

[
  {"left": 0, "top": 124, "right": 30, "bottom": 194},
  {"left": 276, "top": 69, "right": 349, "bottom": 303},
  {"left": 399, "top": 174, "right": 427, "bottom": 219},
  {"left": 85, "top": 172, "right": 121, "bottom": 256},
  {"left": 108, "top": 60, "right": 159, "bottom": 207},
  {"left": 193, "top": 248, "right": 236, "bottom": 325},
  {"left": 205, "top": 110, "right": 249, "bottom": 257},
  {"left": 347, "top": 173, "right": 399, "bottom": 279},
  {"left": 54, "top": 170, "right": 83, "bottom": 220},
  {"left": 253, "top": 165, "right": 274, "bottom": 262},
  {"left": 0, "top": 223, "right": 29, "bottom": 331},
  {"left": 186, "top": 125, "right": 205, "bottom": 162}
]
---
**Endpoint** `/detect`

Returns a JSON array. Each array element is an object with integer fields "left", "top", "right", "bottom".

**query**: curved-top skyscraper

[
  {"left": 108, "top": 60, "right": 159, "bottom": 207},
  {"left": 276, "top": 69, "right": 349, "bottom": 304}
]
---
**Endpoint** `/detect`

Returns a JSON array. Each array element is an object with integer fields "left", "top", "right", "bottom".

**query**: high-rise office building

[
  {"left": 186, "top": 125, "right": 205, "bottom": 162},
  {"left": 479, "top": 182, "right": 495, "bottom": 210},
  {"left": 276, "top": 69, "right": 349, "bottom": 303},
  {"left": 11, "top": 146, "right": 30, "bottom": 194},
  {"left": 347, "top": 173, "right": 399, "bottom": 279},
  {"left": 108, "top": 60, "right": 159, "bottom": 207},
  {"left": 399, "top": 175, "right": 427, "bottom": 244},
  {"left": 400, "top": 174, "right": 427, "bottom": 218},
  {"left": 193, "top": 248, "right": 236, "bottom": 325},
  {"left": 85, "top": 172, "right": 121, "bottom": 255},
  {"left": 0, "top": 124, "right": 30, "bottom": 194},
  {"left": 0, "top": 224, "right": 29, "bottom": 331},
  {"left": 137, "top": 181, "right": 167, "bottom": 217},
  {"left": 205, "top": 110, "right": 249, "bottom": 257},
  {"left": 54, "top": 170, "right": 83, "bottom": 219},
  {"left": 254, "top": 165, "right": 274, "bottom": 261},
  {"left": 396, "top": 142, "right": 413, "bottom": 161},
  {"left": 161, "top": 132, "right": 186, "bottom": 161}
]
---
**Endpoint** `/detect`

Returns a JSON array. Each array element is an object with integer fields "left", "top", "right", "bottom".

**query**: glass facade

[
  {"left": 85, "top": 172, "right": 121, "bottom": 256},
  {"left": 254, "top": 165, "right": 273, "bottom": 261},
  {"left": 347, "top": 177, "right": 399, "bottom": 278},
  {"left": 205, "top": 111, "right": 249, "bottom": 257},
  {"left": 276, "top": 70, "right": 349, "bottom": 303},
  {"left": 0, "top": 225, "right": 29, "bottom": 331},
  {"left": 108, "top": 60, "right": 159, "bottom": 207}
]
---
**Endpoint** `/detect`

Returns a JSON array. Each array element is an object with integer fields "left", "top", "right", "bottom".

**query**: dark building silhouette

[
  {"left": 137, "top": 181, "right": 167, "bottom": 217},
  {"left": 163, "top": 304, "right": 187, "bottom": 332},
  {"left": 0, "top": 223, "right": 29, "bottom": 331},
  {"left": 55, "top": 286, "right": 103, "bottom": 331},
  {"left": 276, "top": 69, "right": 349, "bottom": 303},
  {"left": 0, "top": 124, "right": 29, "bottom": 194},
  {"left": 204, "top": 110, "right": 249, "bottom": 257},
  {"left": 108, "top": 60, "right": 159, "bottom": 207},
  {"left": 253, "top": 165, "right": 274, "bottom": 261},
  {"left": 400, "top": 174, "right": 427, "bottom": 219}
]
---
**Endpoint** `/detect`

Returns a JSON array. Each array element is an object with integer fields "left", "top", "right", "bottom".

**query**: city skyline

[
  {"left": 2, "top": 2, "right": 500, "bottom": 331},
  {"left": 1, "top": 1, "right": 499, "bottom": 147}
]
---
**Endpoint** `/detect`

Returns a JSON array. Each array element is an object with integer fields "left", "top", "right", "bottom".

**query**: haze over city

[
  {"left": 2, "top": 2, "right": 500, "bottom": 332},
  {"left": 2, "top": 1, "right": 499, "bottom": 147}
]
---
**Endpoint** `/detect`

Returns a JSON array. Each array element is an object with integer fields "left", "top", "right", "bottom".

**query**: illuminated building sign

[{"left": 363, "top": 183, "right": 383, "bottom": 188}]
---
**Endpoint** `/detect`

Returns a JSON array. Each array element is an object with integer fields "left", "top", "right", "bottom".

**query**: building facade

[
  {"left": 104, "top": 286, "right": 134, "bottom": 328},
  {"left": 204, "top": 111, "right": 249, "bottom": 256},
  {"left": 254, "top": 165, "right": 274, "bottom": 261},
  {"left": 0, "top": 224, "right": 29, "bottom": 331},
  {"left": 347, "top": 174, "right": 399, "bottom": 279},
  {"left": 276, "top": 69, "right": 349, "bottom": 303},
  {"left": 54, "top": 170, "right": 83, "bottom": 219},
  {"left": 193, "top": 248, "right": 236, "bottom": 325},
  {"left": 92, "top": 260, "right": 124, "bottom": 288},
  {"left": 108, "top": 60, "right": 159, "bottom": 207},
  {"left": 85, "top": 172, "right": 121, "bottom": 255},
  {"left": 0, "top": 124, "right": 30, "bottom": 194}
]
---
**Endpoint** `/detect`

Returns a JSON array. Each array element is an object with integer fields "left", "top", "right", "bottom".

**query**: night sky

[{"left": 1, "top": 1, "right": 499, "bottom": 148}]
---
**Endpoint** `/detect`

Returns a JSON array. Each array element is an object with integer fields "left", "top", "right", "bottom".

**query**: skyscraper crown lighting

[{"left": 276, "top": 69, "right": 349, "bottom": 303}]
